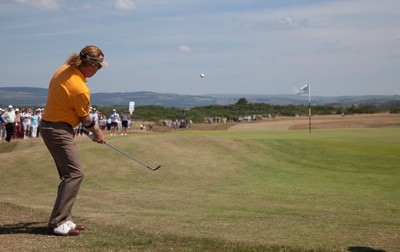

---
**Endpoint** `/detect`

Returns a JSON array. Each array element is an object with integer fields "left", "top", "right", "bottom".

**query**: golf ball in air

[{"left": 200, "top": 73, "right": 205, "bottom": 78}]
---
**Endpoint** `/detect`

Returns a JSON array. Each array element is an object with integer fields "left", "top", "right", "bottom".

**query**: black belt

[{"left": 41, "top": 120, "right": 73, "bottom": 129}]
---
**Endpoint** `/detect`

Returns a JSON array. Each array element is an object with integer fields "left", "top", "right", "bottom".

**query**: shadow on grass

[
  {"left": 0, "top": 141, "right": 18, "bottom": 153},
  {"left": 0, "top": 221, "right": 48, "bottom": 235},
  {"left": 348, "top": 246, "right": 386, "bottom": 252}
]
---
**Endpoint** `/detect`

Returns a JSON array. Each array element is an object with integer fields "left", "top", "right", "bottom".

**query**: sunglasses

[{"left": 94, "top": 63, "right": 102, "bottom": 70}]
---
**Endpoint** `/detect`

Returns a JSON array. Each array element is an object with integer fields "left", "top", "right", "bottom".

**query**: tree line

[{"left": 94, "top": 98, "right": 400, "bottom": 124}]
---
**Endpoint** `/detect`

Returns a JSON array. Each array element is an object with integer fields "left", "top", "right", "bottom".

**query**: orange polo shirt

[{"left": 43, "top": 64, "right": 91, "bottom": 128}]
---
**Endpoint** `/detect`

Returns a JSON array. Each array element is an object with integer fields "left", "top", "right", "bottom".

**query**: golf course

[{"left": 1, "top": 113, "right": 399, "bottom": 251}]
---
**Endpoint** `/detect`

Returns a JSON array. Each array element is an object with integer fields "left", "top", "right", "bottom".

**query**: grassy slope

[{"left": 0, "top": 128, "right": 399, "bottom": 251}]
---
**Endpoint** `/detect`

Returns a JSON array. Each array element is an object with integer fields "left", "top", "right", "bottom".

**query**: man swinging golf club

[{"left": 40, "top": 45, "right": 107, "bottom": 236}]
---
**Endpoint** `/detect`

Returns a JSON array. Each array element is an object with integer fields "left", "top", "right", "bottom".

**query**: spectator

[
  {"left": 14, "top": 108, "right": 21, "bottom": 139},
  {"left": 109, "top": 109, "right": 120, "bottom": 135},
  {"left": 74, "top": 123, "right": 84, "bottom": 136},
  {"left": 36, "top": 108, "right": 43, "bottom": 137},
  {"left": 0, "top": 108, "right": 6, "bottom": 141},
  {"left": 120, "top": 110, "right": 130, "bottom": 135},
  {"left": 90, "top": 107, "right": 99, "bottom": 124},
  {"left": 2, "top": 105, "right": 16, "bottom": 142},
  {"left": 21, "top": 108, "right": 32, "bottom": 139},
  {"left": 106, "top": 116, "right": 111, "bottom": 131},
  {"left": 98, "top": 116, "right": 107, "bottom": 131},
  {"left": 31, "top": 109, "right": 39, "bottom": 138}
]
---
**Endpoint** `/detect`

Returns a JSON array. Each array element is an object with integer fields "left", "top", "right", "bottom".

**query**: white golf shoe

[
  {"left": 65, "top": 220, "right": 85, "bottom": 231},
  {"left": 48, "top": 222, "right": 79, "bottom": 236}
]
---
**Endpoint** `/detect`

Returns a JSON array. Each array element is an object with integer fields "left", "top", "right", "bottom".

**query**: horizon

[{"left": 1, "top": 86, "right": 399, "bottom": 98}]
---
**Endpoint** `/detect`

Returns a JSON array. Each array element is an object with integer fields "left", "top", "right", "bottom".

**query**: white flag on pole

[
  {"left": 297, "top": 84, "right": 309, "bottom": 95},
  {"left": 129, "top": 101, "right": 135, "bottom": 115}
]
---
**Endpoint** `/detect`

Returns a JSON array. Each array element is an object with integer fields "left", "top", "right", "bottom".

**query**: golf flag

[
  {"left": 297, "top": 84, "right": 312, "bottom": 134},
  {"left": 129, "top": 101, "right": 135, "bottom": 115},
  {"left": 297, "top": 84, "right": 309, "bottom": 95}
]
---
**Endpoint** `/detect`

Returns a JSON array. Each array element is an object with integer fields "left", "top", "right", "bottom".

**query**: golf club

[{"left": 82, "top": 129, "right": 161, "bottom": 171}]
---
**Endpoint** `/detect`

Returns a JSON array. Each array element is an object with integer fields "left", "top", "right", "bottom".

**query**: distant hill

[{"left": 0, "top": 87, "right": 399, "bottom": 108}]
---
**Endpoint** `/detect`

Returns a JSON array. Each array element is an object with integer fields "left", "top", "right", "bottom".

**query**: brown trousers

[{"left": 40, "top": 121, "right": 84, "bottom": 228}]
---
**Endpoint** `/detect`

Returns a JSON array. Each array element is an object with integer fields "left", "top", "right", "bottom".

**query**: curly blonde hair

[{"left": 66, "top": 45, "right": 105, "bottom": 67}]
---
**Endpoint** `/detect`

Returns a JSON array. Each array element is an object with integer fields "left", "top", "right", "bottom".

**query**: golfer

[{"left": 40, "top": 45, "right": 107, "bottom": 236}]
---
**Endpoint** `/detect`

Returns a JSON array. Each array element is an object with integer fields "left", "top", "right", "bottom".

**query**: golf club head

[{"left": 150, "top": 165, "right": 162, "bottom": 171}]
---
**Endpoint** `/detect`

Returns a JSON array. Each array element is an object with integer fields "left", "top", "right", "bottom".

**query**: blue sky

[{"left": 1, "top": 0, "right": 400, "bottom": 96}]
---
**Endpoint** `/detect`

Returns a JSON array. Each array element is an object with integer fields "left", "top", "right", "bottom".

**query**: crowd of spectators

[
  {"left": 0, "top": 106, "right": 132, "bottom": 142},
  {"left": 0, "top": 105, "right": 44, "bottom": 142}
]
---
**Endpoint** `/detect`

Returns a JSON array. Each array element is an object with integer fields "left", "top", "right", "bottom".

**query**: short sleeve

[{"left": 73, "top": 92, "right": 91, "bottom": 117}]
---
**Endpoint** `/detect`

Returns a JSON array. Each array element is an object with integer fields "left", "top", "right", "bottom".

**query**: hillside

[{"left": 0, "top": 87, "right": 399, "bottom": 108}]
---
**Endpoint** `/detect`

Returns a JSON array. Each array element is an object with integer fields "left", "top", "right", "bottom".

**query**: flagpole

[
  {"left": 297, "top": 84, "right": 312, "bottom": 134},
  {"left": 308, "top": 84, "right": 311, "bottom": 134}
]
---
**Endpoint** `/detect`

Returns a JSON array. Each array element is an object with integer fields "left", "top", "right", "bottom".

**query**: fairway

[{"left": 0, "top": 119, "right": 399, "bottom": 251}]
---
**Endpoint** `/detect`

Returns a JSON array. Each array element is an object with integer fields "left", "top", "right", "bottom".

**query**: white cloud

[
  {"left": 275, "top": 16, "right": 308, "bottom": 30},
  {"left": 14, "top": 0, "right": 64, "bottom": 10},
  {"left": 178, "top": 45, "right": 192, "bottom": 53},
  {"left": 259, "top": 54, "right": 279, "bottom": 62},
  {"left": 114, "top": 0, "right": 136, "bottom": 11},
  {"left": 386, "top": 49, "right": 400, "bottom": 59},
  {"left": 83, "top": 4, "right": 92, "bottom": 10},
  {"left": 316, "top": 40, "right": 363, "bottom": 54}
]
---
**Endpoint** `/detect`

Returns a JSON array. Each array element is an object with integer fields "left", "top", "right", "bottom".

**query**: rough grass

[{"left": 0, "top": 115, "right": 399, "bottom": 251}]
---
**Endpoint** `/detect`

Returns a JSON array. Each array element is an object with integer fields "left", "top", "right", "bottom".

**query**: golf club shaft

[
  {"left": 103, "top": 141, "right": 161, "bottom": 171},
  {"left": 82, "top": 128, "right": 161, "bottom": 171}
]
